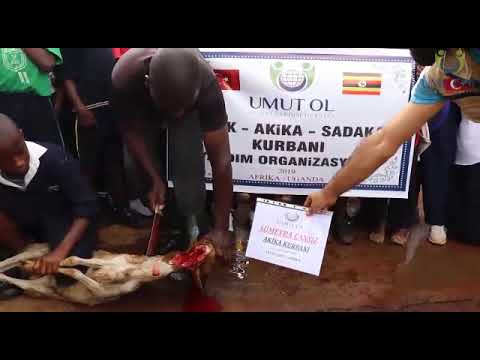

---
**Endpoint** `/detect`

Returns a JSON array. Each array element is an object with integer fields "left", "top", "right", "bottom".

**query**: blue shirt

[
  {"left": 0, "top": 142, "right": 97, "bottom": 226},
  {"left": 411, "top": 48, "right": 480, "bottom": 105}
]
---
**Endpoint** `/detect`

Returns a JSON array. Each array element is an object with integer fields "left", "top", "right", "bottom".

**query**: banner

[{"left": 200, "top": 48, "right": 415, "bottom": 198}]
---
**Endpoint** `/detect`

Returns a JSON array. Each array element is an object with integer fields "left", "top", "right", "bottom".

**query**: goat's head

[{"left": 165, "top": 239, "right": 216, "bottom": 289}]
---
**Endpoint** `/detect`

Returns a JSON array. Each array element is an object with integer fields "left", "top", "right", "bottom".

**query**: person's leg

[
  {"left": 359, "top": 198, "right": 387, "bottom": 229},
  {"left": 333, "top": 197, "right": 360, "bottom": 245},
  {"left": 57, "top": 106, "right": 78, "bottom": 158},
  {"left": 447, "top": 165, "right": 467, "bottom": 241},
  {"left": 0, "top": 213, "right": 32, "bottom": 300},
  {"left": 94, "top": 107, "right": 144, "bottom": 228},
  {"left": 422, "top": 108, "right": 458, "bottom": 244},
  {"left": 421, "top": 148, "right": 450, "bottom": 245},
  {"left": 75, "top": 112, "right": 98, "bottom": 184},
  {"left": 167, "top": 110, "right": 208, "bottom": 251},
  {"left": 388, "top": 157, "right": 420, "bottom": 246},
  {"left": 0, "top": 213, "right": 30, "bottom": 255},
  {"left": 462, "top": 164, "right": 480, "bottom": 245},
  {"left": 25, "top": 94, "right": 63, "bottom": 145},
  {"left": 122, "top": 145, "right": 153, "bottom": 217}
]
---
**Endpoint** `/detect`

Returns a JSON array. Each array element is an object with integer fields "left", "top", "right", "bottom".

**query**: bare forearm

[
  {"left": 54, "top": 86, "right": 65, "bottom": 114},
  {"left": 324, "top": 131, "right": 397, "bottom": 197},
  {"left": 212, "top": 164, "right": 233, "bottom": 231},
  {"left": 324, "top": 102, "right": 444, "bottom": 198},
  {"left": 21, "top": 48, "right": 55, "bottom": 73},
  {"left": 55, "top": 218, "right": 90, "bottom": 257}
]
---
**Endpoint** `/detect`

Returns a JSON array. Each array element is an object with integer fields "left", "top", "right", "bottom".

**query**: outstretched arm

[
  {"left": 305, "top": 101, "right": 444, "bottom": 215},
  {"left": 203, "top": 124, "right": 233, "bottom": 257}
]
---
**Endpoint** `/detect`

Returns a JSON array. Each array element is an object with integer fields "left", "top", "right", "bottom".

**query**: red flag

[
  {"left": 444, "top": 77, "right": 472, "bottom": 92},
  {"left": 214, "top": 69, "right": 240, "bottom": 91},
  {"left": 112, "top": 48, "right": 131, "bottom": 60}
]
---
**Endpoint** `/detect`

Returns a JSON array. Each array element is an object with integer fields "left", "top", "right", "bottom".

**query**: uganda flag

[{"left": 342, "top": 72, "right": 382, "bottom": 95}]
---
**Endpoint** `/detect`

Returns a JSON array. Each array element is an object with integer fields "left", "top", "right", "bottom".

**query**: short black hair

[
  {"left": 149, "top": 48, "right": 202, "bottom": 112},
  {"left": 409, "top": 48, "right": 438, "bottom": 66},
  {"left": 0, "top": 113, "right": 20, "bottom": 144}
]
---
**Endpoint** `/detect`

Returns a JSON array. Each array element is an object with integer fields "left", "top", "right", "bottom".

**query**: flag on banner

[
  {"left": 214, "top": 69, "right": 241, "bottom": 91},
  {"left": 342, "top": 72, "right": 382, "bottom": 95},
  {"left": 112, "top": 48, "right": 131, "bottom": 59}
]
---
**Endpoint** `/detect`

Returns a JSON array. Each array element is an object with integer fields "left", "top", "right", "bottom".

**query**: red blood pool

[{"left": 182, "top": 286, "right": 223, "bottom": 312}]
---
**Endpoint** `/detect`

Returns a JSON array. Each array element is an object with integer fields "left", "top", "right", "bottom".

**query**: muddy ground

[{"left": 1, "top": 217, "right": 480, "bottom": 312}]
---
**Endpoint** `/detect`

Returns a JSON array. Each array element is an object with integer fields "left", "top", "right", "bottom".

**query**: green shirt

[{"left": 0, "top": 48, "right": 62, "bottom": 96}]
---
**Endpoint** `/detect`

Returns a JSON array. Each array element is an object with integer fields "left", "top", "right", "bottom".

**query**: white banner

[{"left": 200, "top": 48, "right": 415, "bottom": 198}]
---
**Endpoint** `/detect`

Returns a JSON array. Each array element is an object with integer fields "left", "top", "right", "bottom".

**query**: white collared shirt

[
  {"left": 0, "top": 141, "right": 48, "bottom": 190},
  {"left": 456, "top": 113, "right": 480, "bottom": 166}
]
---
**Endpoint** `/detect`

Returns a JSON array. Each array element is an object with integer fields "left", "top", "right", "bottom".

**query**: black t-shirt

[
  {"left": 59, "top": 48, "right": 116, "bottom": 106},
  {"left": 111, "top": 48, "right": 228, "bottom": 132}
]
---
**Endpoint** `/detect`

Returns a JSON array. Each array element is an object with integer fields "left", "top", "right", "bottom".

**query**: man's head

[
  {"left": 147, "top": 48, "right": 202, "bottom": 117},
  {"left": 0, "top": 114, "right": 29, "bottom": 177}
]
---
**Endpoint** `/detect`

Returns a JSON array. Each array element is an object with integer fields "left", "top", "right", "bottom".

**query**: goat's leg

[
  {"left": 0, "top": 273, "right": 62, "bottom": 300},
  {"left": 0, "top": 245, "right": 49, "bottom": 273},
  {"left": 60, "top": 256, "right": 111, "bottom": 268},
  {"left": 57, "top": 268, "right": 106, "bottom": 296}
]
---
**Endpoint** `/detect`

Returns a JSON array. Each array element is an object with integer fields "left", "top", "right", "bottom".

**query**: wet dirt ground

[{"left": 1, "top": 218, "right": 480, "bottom": 312}]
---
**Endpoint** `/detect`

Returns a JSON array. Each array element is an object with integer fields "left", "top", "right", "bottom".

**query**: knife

[{"left": 146, "top": 204, "right": 164, "bottom": 256}]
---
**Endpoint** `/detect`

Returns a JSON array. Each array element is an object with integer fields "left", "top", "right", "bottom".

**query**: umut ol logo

[{"left": 270, "top": 62, "right": 316, "bottom": 92}]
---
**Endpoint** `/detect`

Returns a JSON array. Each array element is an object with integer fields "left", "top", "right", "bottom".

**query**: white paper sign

[
  {"left": 246, "top": 198, "right": 333, "bottom": 276},
  {"left": 198, "top": 48, "right": 415, "bottom": 198}
]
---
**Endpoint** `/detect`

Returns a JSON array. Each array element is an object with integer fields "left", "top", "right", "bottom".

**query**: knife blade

[{"left": 146, "top": 204, "right": 164, "bottom": 256}]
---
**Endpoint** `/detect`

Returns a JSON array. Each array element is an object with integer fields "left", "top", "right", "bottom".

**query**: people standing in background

[
  {"left": 58, "top": 48, "right": 144, "bottom": 228},
  {"left": 0, "top": 48, "right": 63, "bottom": 145},
  {"left": 447, "top": 109, "right": 480, "bottom": 245},
  {"left": 111, "top": 48, "right": 154, "bottom": 218},
  {"left": 331, "top": 197, "right": 361, "bottom": 245},
  {"left": 419, "top": 101, "right": 460, "bottom": 245},
  {"left": 362, "top": 66, "right": 431, "bottom": 246}
]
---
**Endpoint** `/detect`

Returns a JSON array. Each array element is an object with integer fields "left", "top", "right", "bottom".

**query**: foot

[
  {"left": 429, "top": 225, "right": 447, "bottom": 246},
  {"left": 369, "top": 222, "right": 386, "bottom": 244},
  {"left": 391, "top": 229, "right": 410, "bottom": 246},
  {"left": 129, "top": 199, "right": 153, "bottom": 217},
  {"left": 369, "top": 231, "right": 385, "bottom": 244},
  {"left": 336, "top": 215, "right": 356, "bottom": 245}
]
